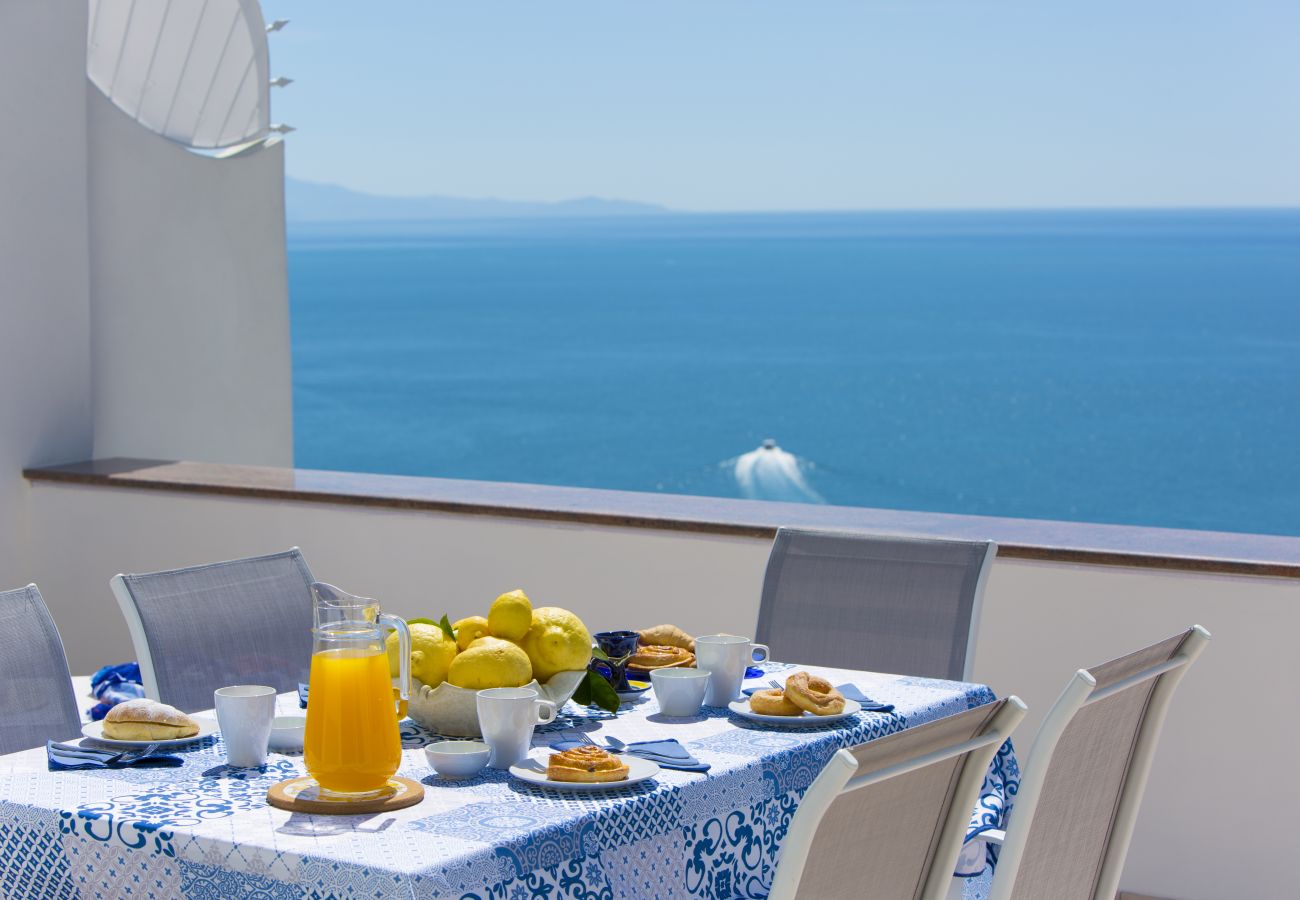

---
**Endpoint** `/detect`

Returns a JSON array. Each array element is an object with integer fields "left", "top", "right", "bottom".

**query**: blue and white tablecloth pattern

[{"left": 0, "top": 663, "right": 1017, "bottom": 899}]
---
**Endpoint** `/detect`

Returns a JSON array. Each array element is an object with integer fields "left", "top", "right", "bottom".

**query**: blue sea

[{"left": 287, "top": 210, "right": 1300, "bottom": 537}]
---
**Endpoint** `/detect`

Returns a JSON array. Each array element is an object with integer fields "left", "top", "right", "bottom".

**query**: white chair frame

[
  {"left": 110, "top": 571, "right": 162, "bottom": 701},
  {"left": 109, "top": 546, "right": 305, "bottom": 703},
  {"left": 768, "top": 696, "right": 1027, "bottom": 900},
  {"left": 983, "top": 625, "right": 1211, "bottom": 900}
]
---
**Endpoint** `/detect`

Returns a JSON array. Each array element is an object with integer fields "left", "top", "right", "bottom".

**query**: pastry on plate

[
  {"left": 102, "top": 698, "right": 200, "bottom": 740},
  {"left": 749, "top": 687, "right": 803, "bottom": 716},
  {"left": 627, "top": 644, "right": 694, "bottom": 671},
  {"left": 637, "top": 624, "right": 695, "bottom": 653},
  {"left": 547, "top": 745, "right": 630, "bottom": 783}
]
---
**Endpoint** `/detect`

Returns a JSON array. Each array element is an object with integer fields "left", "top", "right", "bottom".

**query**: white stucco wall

[
  {"left": 0, "top": 0, "right": 92, "bottom": 586},
  {"left": 86, "top": 90, "right": 293, "bottom": 466},
  {"left": 25, "top": 480, "right": 1300, "bottom": 899},
  {"left": 1, "top": 1, "right": 293, "bottom": 591}
]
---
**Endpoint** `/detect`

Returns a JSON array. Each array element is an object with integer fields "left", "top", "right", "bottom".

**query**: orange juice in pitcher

[{"left": 304, "top": 583, "right": 411, "bottom": 799}]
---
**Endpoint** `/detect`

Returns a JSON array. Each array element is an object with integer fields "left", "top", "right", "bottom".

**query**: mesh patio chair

[
  {"left": 766, "top": 696, "right": 1027, "bottom": 900},
  {"left": 985, "top": 626, "right": 1211, "bottom": 900},
  {"left": 755, "top": 529, "right": 996, "bottom": 680},
  {"left": 0, "top": 584, "right": 83, "bottom": 754},
  {"left": 110, "top": 548, "right": 316, "bottom": 713}
]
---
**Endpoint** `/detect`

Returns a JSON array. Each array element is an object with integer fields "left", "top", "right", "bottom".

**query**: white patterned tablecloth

[{"left": 0, "top": 663, "right": 1016, "bottom": 899}]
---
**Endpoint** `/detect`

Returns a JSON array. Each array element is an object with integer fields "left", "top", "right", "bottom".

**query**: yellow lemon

[
  {"left": 386, "top": 623, "right": 458, "bottom": 688},
  {"left": 453, "top": 615, "right": 491, "bottom": 651},
  {"left": 519, "top": 607, "right": 592, "bottom": 683},
  {"left": 447, "top": 636, "right": 533, "bottom": 690},
  {"left": 487, "top": 589, "right": 533, "bottom": 642}
]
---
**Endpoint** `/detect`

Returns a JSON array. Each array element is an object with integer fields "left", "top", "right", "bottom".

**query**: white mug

[
  {"left": 696, "top": 635, "right": 770, "bottom": 707},
  {"left": 214, "top": 685, "right": 277, "bottom": 767},
  {"left": 476, "top": 687, "right": 558, "bottom": 768},
  {"left": 650, "top": 667, "right": 711, "bottom": 717}
]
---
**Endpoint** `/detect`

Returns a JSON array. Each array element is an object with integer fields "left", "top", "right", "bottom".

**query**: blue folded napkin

[
  {"left": 88, "top": 662, "right": 145, "bottom": 721},
  {"left": 298, "top": 682, "right": 309, "bottom": 709},
  {"left": 551, "top": 738, "right": 710, "bottom": 772},
  {"left": 91, "top": 662, "right": 141, "bottom": 691},
  {"left": 835, "top": 684, "right": 895, "bottom": 712},
  {"left": 741, "top": 683, "right": 895, "bottom": 713},
  {"left": 47, "top": 740, "right": 183, "bottom": 771},
  {"left": 89, "top": 683, "right": 145, "bottom": 721}
]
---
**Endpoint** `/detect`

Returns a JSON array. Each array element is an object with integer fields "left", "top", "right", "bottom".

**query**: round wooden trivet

[{"left": 266, "top": 776, "right": 425, "bottom": 815}]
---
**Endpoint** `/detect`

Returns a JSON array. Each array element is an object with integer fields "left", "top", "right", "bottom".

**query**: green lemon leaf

[
  {"left": 573, "top": 672, "right": 593, "bottom": 707},
  {"left": 590, "top": 645, "right": 610, "bottom": 662},
  {"left": 438, "top": 614, "right": 456, "bottom": 641},
  {"left": 586, "top": 670, "right": 621, "bottom": 713},
  {"left": 406, "top": 617, "right": 437, "bottom": 627}
]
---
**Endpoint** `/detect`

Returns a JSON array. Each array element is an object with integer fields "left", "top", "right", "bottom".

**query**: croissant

[{"left": 638, "top": 623, "right": 695, "bottom": 652}]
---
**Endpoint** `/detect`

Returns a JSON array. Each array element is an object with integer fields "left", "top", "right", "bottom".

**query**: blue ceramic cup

[{"left": 593, "top": 630, "right": 641, "bottom": 690}]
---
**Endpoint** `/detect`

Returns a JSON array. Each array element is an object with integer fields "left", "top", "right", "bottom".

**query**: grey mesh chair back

[
  {"left": 755, "top": 529, "right": 996, "bottom": 680},
  {"left": 0, "top": 585, "right": 83, "bottom": 754},
  {"left": 110, "top": 548, "right": 316, "bottom": 713},
  {"left": 769, "top": 697, "right": 1026, "bottom": 900},
  {"left": 989, "top": 626, "right": 1210, "bottom": 900}
]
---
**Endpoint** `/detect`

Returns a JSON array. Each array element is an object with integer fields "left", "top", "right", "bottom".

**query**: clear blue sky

[{"left": 263, "top": 0, "right": 1300, "bottom": 211}]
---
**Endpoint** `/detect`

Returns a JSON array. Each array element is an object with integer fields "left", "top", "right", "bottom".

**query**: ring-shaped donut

[
  {"left": 749, "top": 688, "right": 803, "bottom": 716},
  {"left": 784, "top": 672, "right": 846, "bottom": 716}
]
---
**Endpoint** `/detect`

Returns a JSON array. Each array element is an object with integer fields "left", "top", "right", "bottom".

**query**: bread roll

[
  {"left": 103, "top": 698, "right": 199, "bottom": 740},
  {"left": 637, "top": 624, "right": 695, "bottom": 652}
]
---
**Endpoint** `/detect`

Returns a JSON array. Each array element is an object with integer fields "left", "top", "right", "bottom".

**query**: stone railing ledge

[{"left": 24, "top": 458, "right": 1300, "bottom": 579}]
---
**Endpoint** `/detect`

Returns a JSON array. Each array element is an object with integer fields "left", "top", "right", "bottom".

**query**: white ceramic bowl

[
  {"left": 425, "top": 740, "right": 491, "bottom": 778},
  {"left": 268, "top": 715, "right": 306, "bottom": 753},
  {"left": 650, "top": 667, "right": 711, "bottom": 717},
  {"left": 407, "top": 670, "right": 587, "bottom": 737}
]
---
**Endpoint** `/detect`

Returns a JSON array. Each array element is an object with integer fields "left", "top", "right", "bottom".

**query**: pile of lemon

[{"left": 387, "top": 590, "right": 592, "bottom": 691}]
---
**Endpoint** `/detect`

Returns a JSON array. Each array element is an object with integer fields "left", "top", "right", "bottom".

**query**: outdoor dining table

[{"left": 0, "top": 661, "right": 1017, "bottom": 899}]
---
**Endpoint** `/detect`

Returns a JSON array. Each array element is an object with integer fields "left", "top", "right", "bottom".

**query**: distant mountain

[{"left": 285, "top": 177, "right": 669, "bottom": 222}]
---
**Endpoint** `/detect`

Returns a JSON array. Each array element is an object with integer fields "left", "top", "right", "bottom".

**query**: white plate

[
  {"left": 509, "top": 749, "right": 659, "bottom": 791},
  {"left": 81, "top": 717, "right": 218, "bottom": 749},
  {"left": 728, "top": 698, "right": 862, "bottom": 726}
]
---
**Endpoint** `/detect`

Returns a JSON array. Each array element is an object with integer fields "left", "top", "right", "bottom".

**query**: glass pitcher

[{"left": 304, "top": 582, "right": 411, "bottom": 798}]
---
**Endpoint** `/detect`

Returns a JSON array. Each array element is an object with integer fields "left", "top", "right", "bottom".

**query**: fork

[
  {"left": 110, "top": 743, "right": 161, "bottom": 766},
  {"left": 571, "top": 733, "right": 627, "bottom": 752}
]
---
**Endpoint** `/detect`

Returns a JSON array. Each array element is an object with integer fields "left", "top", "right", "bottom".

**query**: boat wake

[{"left": 728, "top": 439, "right": 825, "bottom": 504}]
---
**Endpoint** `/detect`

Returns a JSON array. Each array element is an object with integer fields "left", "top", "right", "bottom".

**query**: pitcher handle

[{"left": 379, "top": 613, "right": 412, "bottom": 706}]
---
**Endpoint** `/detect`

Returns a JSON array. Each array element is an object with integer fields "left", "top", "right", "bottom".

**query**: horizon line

[
  {"left": 285, "top": 176, "right": 1300, "bottom": 217},
  {"left": 287, "top": 176, "right": 1300, "bottom": 217}
]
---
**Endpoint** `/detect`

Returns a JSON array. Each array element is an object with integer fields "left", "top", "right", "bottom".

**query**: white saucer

[
  {"left": 81, "top": 717, "right": 217, "bottom": 749},
  {"left": 509, "top": 748, "right": 659, "bottom": 791},
  {"left": 727, "top": 698, "right": 862, "bottom": 726},
  {"left": 616, "top": 680, "right": 652, "bottom": 701}
]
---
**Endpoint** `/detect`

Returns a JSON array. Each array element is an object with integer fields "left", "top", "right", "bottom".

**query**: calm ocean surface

[{"left": 287, "top": 210, "right": 1300, "bottom": 537}]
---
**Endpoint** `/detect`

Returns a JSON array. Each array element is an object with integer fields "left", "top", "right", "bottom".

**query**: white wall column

[
  {"left": 0, "top": 0, "right": 93, "bottom": 585},
  {"left": 86, "top": 91, "right": 293, "bottom": 466}
]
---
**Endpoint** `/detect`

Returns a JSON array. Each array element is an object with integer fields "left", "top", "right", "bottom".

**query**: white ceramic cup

[
  {"left": 214, "top": 685, "right": 277, "bottom": 767},
  {"left": 696, "top": 635, "right": 770, "bottom": 707},
  {"left": 476, "top": 687, "right": 558, "bottom": 769},
  {"left": 650, "top": 667, "right": 711, "bottom": 717}
]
